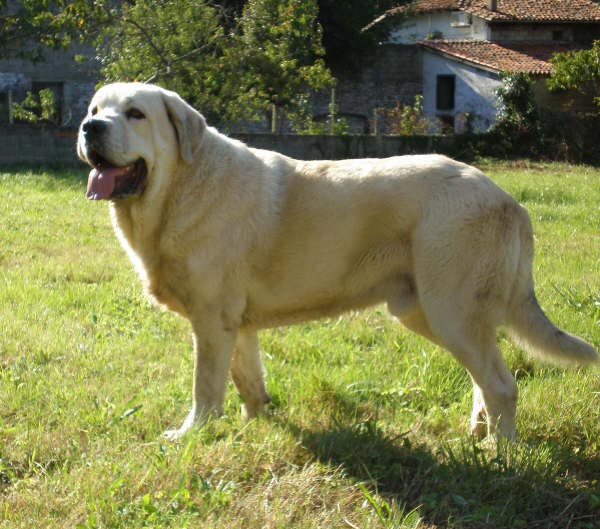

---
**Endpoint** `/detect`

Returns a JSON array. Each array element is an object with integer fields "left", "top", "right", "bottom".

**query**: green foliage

[
  {"left": 318, "top": 0, "right": 399, "bottom": 75},
  {"left": 0, "top": 1, "right": 109, "bottom": 60},
  {"left": 381, "top": 95, "right": 432, "bottom": 135},
  {"left": 489, "top": 73, "right": 541, "bottom": 157},
  {"left": 229, "top": 0, "right": 334, "bottom": 122},
  {"left": 11, "top": 88, "right": 58, "bottom": 124},
  {"left": 495, "top": 73, "right": 539, "bottom": 130},
  {"left": 99, "top": 1, "right": 228, "bottom": 123},
  {"left": 3, "top": 1, "right": 334, "bottom": 126},
  {"left": 548, "top": 40, "right": 600, "bottom": 109},
  {"left": 290, "top": 90, "right": 350, "bottom": 135}
]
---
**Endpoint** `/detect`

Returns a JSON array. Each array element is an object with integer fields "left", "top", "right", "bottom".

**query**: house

[{"left": 368, "top": 0, "right": 600, "bottom": 132}]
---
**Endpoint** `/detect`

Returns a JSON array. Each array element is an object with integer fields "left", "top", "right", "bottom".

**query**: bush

[
  {"left": 378, "top": 95, "right": 436, "bottom": 135},
  {"left": 11, "top": 88, "right": 58, "bottom": 124},
  {"left": 490, "top": 73, "right": 541, "bottom": 158}
]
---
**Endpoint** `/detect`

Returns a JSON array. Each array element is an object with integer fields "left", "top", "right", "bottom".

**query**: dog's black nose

[{"left": 82, "top": 118, "right": 108, "bottom": 136}]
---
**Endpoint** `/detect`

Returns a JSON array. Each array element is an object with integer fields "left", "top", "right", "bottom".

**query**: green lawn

[{"left": 1, "top": 161, "right": 599, "bottom": 528}]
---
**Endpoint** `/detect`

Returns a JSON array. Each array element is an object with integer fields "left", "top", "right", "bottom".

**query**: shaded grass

[{"left": 1, "top": 161, "right": 599, "bottom": 528}]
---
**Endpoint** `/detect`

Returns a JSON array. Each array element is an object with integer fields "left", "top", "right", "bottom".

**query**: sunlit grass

[{"left": 1, "top": 161, "right": 599, "bottom": 528}]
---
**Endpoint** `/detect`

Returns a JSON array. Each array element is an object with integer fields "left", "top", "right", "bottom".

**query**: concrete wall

[
  {"left": 388, "top": 12, "right": 487, "bottom": 44},
  {"left": 0, "top": 125, "right": 79, "bottom": 165},
  {"left": 422, "top": 50, "right": 501, "bottom": 132},
  {"left": 0, "top": 124, "right": 479, "bottom": 166}
]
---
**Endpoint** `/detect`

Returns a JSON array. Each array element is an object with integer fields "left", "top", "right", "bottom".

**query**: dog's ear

[{"left": 161, "top": 89, "right": 206, "bottom": 164}]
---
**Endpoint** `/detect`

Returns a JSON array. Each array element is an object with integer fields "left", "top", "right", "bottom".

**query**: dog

[{"left": 77, "top": 82, "right": 598, "bottom": 440}]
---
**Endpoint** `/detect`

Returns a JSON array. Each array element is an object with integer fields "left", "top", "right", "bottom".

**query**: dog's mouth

[{"left": 86, "top": 153, "right": 148, "bottom": 201}]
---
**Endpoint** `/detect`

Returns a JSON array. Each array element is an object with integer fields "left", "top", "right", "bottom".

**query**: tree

[
  {"left": 548, "top": 41, "right": 600, "bottom": 110},
  {"left": 3, "top": 1, "right": 334, "bottom": 127},
  {"left": 99, "top": 1, "right": 229, "bottom": 123},
  {"left": 317, "top": 0, "right": 399, "bottom": 75},
  {"left": 490, "top": 73, "right": 541, "bottom": 157},
  {"left": 495, "top": 73, "right": 539, "bottom": 129},
  {"left": 0, "top": 1, "right": 109, "bottom": 60},
  {"left": 229, "top": 0, "right": 334, "bottom": 127},
  {"left": 3, "top": 1, "right": 335, "bottom": 129}
]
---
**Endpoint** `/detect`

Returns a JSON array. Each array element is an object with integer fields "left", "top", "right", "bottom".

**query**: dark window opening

[
  {"left": 436, "top": 75, "right": 455, "bottom": 111},
  {"left": 0, "top": 92, "right": 8, "bottom": 122},
  {"left": 31, "top": 81, "right": 63, "bottom": 124}
]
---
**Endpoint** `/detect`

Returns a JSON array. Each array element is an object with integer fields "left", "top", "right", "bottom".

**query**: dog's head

[{"left": 78, "top": 83, "right": 205, "bottom": 200}]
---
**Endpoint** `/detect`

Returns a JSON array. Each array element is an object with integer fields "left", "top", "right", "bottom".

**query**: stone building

[
  {"left": 0, "top": 42, "right": 99, "bottom": 127},
  {"left": 368, "top": 0, "right": 600, "bottom": 132}
]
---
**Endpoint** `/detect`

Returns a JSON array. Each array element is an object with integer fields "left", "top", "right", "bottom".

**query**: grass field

[{"left": 1, "top": 161, "right": 599, "bottom": 528}]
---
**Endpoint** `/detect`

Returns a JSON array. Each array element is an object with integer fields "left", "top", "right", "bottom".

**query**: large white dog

[{"left": 78, "top": 82, "right": 598, "bottom": 440}]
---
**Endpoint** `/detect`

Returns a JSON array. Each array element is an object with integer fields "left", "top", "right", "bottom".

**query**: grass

[{"left": 1, "top": 160, "right": 599, "bottom": 528}]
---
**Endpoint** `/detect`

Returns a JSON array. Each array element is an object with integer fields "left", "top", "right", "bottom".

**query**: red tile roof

[
  {"left": 372, "top": 0, "right": 600, "bottom": 26},
  {"left": 466, "top": 0, "right": 600, "bottom": 22},
  {"left": 419, "top": 39, "right": 584, "bottom": 74}
]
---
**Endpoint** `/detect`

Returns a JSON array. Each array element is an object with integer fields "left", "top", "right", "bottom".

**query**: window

[
  {"left": 451, "top": 11, "right": 472, "bottom": 27},
  {"left": 31, "top": 82, "right": 63, "bottom": 124},
  {"left": 436, "top": 75, "right": 455, "bottom": 111}
]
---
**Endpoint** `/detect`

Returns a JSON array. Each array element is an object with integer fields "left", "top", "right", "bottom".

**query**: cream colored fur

[{"left": 78, "top": 83, "right": 598, "bottom": 440}]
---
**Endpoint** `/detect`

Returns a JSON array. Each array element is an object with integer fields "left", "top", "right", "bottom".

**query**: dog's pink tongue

[{"left": 86, "top": 166, "right": 120, "bottom": 200}]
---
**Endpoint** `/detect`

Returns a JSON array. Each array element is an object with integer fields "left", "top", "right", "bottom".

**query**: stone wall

[
  {"left": 0, "top": 43, "right": 99, "bottom": 127},
  {"left": 241, "top": 45, "right": 423, "bottom": 134},
  {"left": 312, "top": 45, "right": 423, "bottom": 134},
  {"left": 0, "top": 124, "right": 480, "bottom": 166},
  {"left": 0, "top": 125, "right": 79, "bottom": 165}
]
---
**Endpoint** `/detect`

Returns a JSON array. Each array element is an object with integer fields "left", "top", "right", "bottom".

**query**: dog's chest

[
  {"left": 142, "top": 257, "right": 190, "bottom": 316},
  {"left": 112, "top": 206, "right": 191, "bottom": 316}
]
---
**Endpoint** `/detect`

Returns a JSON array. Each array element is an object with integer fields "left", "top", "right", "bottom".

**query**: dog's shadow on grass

[{"left": 280, "top": 412, "right": 600, "bottom": 528}]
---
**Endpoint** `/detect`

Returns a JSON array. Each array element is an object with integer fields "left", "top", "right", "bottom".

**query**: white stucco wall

[
  {"left": 388, "top": 12, "right": 488, "bottom": 43},
  {"left": 422, "top": 50, "right": 502, "bottom": 132}
]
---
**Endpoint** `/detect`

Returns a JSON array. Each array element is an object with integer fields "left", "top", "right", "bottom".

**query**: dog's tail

[{"left": 506, "top": 207, "right": 598, "bottom": 365}]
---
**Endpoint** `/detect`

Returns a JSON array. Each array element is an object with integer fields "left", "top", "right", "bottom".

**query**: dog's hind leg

[
  {"left": 422, "top": 296, "right": 517, "bottom": 439},
  {"left": 390, "top": 288, "right": 513, "bottom": 438},
  {"left": 386, "top": 276, "right": 442, "bottom": 345},
  {"left": 231, "top": 329, "right": 271, "bottom": 420},
  {"left": 470, "top": 380, "right": 487, "bottom": 438}
]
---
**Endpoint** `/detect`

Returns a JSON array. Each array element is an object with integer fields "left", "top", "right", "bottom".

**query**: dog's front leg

[{"left": 164, "top": 315, "right": 237, "bottom": 440}]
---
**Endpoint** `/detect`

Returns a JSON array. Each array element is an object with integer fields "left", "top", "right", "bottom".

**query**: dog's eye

[
  {"left": 126, "top": 108, "right": 146, "bottom": 120},
  {"left": 91, "top": 106, "right": 98, "bottom": 116}
]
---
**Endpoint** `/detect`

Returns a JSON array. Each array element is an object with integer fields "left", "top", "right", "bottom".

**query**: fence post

[
  {"left": 8, "top": 89, "right": 13, "bottom": 124},
  {"left": 271, "top": 104, "right": 277, "bottom": 134},
  {"left": 329, "top": 87, "right": 336, "bottom": 136},
  {"left": 372, "top": 108, "right": 379, "bottom": 136}
]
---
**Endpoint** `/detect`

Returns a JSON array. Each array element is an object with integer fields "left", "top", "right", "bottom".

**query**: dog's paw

[
  {"left": 241, "top": 393, "right": 272, "bottom": 421},
  {"left": 163, "top": 427, "right": 187, "bottom": 441},
  {"left": 162, "top": 408, "right": 204, "bottom": 440}
]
